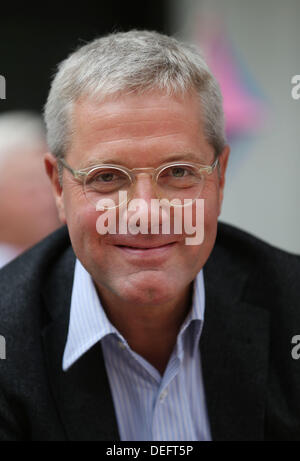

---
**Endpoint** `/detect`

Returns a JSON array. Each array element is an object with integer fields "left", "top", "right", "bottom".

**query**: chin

[{"left": 115, "top": 271, "right": 183, "bottom": 306}]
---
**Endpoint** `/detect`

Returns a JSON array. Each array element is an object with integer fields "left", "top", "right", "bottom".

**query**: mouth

[{"left": 114, "top": 241, "right": 177, "bottom": 258}]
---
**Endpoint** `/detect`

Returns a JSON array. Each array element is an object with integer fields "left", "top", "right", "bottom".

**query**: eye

[
  {"left": 86, "top": 168, "right": 128, "bottom": 184},
  {"left": 158, "top": 164, "right": 203, "bottom": 189},
  {"left": 170, "top": 167, "right": 189, "bottom": 178},
  {"left": 85, "top": 168, "right": 131, "bottom": 193},
  {"left": 95, "top": 172, "right": 118, "bottom": 182},
  {"left": 160, "top": 165, "right": 196, "bottom": 179}
]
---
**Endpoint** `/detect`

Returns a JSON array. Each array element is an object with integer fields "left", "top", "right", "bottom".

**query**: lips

[
  {"left": 111, "top": 239, "right": 178, "bottom": 261},
  {"left": 115, "top": 242, "right": 176, "bottom": 250},
  {"left": 106, "top": 235, "right": 179, "bottom": 249}
]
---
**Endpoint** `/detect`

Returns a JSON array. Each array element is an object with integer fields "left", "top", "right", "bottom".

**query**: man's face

[{"left": 46, "top": 91, "right": 229, "bottom": 307}]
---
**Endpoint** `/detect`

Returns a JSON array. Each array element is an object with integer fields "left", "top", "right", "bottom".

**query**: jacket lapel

[
  {"left": 41, "top": 245, "right": 120, "bottom": 441},
  {"left": 201, "top": 244, "right": 270, "bottom": 441}
]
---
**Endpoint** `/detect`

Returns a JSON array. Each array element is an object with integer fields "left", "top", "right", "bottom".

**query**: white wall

[{"left": 168, "top": 0, "right": 300, "bottom": 253}]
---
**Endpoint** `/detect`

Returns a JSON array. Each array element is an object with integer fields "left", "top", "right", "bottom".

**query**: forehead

[{"left": 69, "top": 91, "right": 213, "bottom": 167}]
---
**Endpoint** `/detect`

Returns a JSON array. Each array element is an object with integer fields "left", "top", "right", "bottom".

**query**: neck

[{"left": 96, "top": 283, "right": 193, "bottom": 375}]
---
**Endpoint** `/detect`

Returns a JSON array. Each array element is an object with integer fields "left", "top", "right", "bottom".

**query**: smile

[{"left": 114, "top": 242, "right": 177, "bottom": 258}]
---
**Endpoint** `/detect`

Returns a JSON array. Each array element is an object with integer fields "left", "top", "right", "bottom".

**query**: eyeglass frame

[{"left": 57, "top": 155, "right": 219, "bottom": 208}]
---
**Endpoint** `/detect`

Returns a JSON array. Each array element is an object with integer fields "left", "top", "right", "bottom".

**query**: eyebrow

[
  {"left": 163, "top": 153, "right": 208, "bottom": 163},
  {"left": 79, "top": 152, "right": 210, "bottom": 170}
]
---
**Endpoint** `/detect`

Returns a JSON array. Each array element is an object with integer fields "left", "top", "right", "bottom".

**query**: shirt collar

[
  {"left": 63, "top": 258, "right": 206, "bottom": 371},
  {"left": 0, "top": 243, "right": 21, "bottom": 269}
]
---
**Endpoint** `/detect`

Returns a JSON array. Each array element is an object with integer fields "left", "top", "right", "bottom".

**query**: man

[
  {"left": 0, "top": 30, "right": 299, "bottom": 441},
  {"left": 0, "top": 111, "right": 61, "bottom": 268}
]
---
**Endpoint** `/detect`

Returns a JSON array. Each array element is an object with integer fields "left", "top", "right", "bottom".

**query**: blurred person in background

[{"left": 0, "top": 112, "right": 61, "bottom": 267}]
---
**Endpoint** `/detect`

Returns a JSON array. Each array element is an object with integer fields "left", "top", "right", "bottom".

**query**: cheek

[
  {"left": 186, "top": 185, "right": 219, "bottom": 266},
  {"left": 201, "top": 179, "right": 221, "bottom": 224},
  {"left": 73, "top": 209, "right": 99, "bottom": 239},
  {"left": 64, "top": 188, "right": 101, "bottom": 249},
  {"left": 202, "top": 194, "right": 219, "bottom": 253},
  {"left": 204, "top": 197, "right": 219, "bottom": 227},
  {"left": 186, "top": 188, "right": 219, "bottom": 233}
]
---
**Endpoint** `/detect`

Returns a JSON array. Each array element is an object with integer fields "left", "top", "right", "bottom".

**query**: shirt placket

[{"left": 151, "top": 340, "right": 184, "bottom": 440}]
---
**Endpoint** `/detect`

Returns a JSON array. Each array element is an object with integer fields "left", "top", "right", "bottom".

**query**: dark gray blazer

[{"left": 0, "top": 223, "right": 299, "bottom": 441}]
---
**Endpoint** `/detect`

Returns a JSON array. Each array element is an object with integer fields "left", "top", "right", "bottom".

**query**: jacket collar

[{"left": 41, "top": 243, "right": 120, "bottom": 441}]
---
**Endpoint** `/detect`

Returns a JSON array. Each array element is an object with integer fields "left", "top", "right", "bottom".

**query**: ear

[
  {"left": 217, "top": 145, "right": 230, "bottom": 216},
  {"left": 44, "top": 153, "right": 67, "bottom": 224}
]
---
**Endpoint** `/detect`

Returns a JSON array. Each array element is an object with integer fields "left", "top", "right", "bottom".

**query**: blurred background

[{"left": 0, "top": 0, "right": 299, "bottom": 263}]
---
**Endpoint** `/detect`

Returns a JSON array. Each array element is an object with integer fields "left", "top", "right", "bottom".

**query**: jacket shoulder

[
  {"left": 216, "top": 221, "right": 299, "bottom": 266},
  {"left": 215, "top": 221, "right": 300, "bottom": 308},
  {"left": 0, "top": 226, "right": 73, "bottom": 327}
]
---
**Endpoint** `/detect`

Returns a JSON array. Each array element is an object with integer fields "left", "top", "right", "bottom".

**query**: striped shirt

[{"left": 63, "top": 259, "right": 211, "bottom": 441}]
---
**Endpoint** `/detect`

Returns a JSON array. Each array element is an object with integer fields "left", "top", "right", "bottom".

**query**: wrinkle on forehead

[
  {"left": 73, "top": 90, "right": 201, "bottom": 130},
  {"left": 68, "top": 91, "right": 213, "bottom": 167},
  {"left": 73, "top": 109, "right": 200, "bottom": 140}
]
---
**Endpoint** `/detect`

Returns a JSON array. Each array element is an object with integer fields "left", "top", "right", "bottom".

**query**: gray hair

[{"left": 44, "top": 30, "right": 226, "bottom": 163}]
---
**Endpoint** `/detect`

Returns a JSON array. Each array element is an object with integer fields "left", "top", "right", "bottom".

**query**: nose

[
  {"left": 125, "top": 173, "right": 161, "bottom": 234},
  {"left": 131, "top": 173, "right": 157, "bottom": 202}
]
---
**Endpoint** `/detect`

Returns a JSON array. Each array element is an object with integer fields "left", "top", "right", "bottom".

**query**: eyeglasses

[{"left": 58, "top": 156, "right": 219, "bottom": 209}]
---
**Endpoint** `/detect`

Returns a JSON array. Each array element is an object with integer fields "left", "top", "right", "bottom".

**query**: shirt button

[{"left": 159, "top": 389, "right": 168, "bottom": 402}]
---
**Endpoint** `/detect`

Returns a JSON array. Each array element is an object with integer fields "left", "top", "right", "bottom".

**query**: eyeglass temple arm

[
  {"left": 58, "top": 158, "right": 86, "bottom": 180},
  {"left": 198, "top": 158, "right": 219, "bottom": 174}
]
